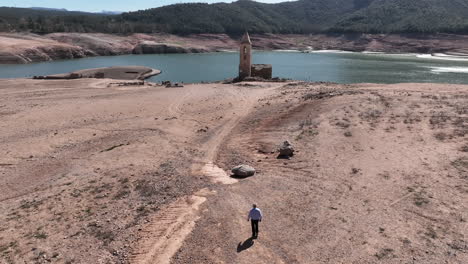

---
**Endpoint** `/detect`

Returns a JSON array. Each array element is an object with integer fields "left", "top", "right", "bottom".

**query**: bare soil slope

[{"left": 0, "top": 79, "right": 466, "bottom": 263}]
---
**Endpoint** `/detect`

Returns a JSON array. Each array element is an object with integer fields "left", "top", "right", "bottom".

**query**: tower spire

[
  {"left": 241, "top": 31, "right": 251, "bottom": 44},
  {"left": 239, "top": 31, "right": 252, "bottom": 79}
]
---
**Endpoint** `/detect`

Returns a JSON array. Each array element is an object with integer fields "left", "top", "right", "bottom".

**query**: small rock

[
  {"left": 197, "top": 127, "right": 209, "bottom": 133},
  {"left": 278, "top": 141, "right": 294, "bottom": 157},
  {"left": 231, "top": 165, "right": 256, "bottom": 177}
]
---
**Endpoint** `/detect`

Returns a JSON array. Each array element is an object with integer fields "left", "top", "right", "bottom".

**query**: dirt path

[
  {"left": 128, "top": 189, "right": 210, "bottom": 264},
  {"left": 128, "top": 83, "right": 282, "bottom": 264}
]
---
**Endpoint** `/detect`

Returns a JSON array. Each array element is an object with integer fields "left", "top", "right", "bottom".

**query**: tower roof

[{"left": 241, "top": 32, "right": 251, "bottom": 44}]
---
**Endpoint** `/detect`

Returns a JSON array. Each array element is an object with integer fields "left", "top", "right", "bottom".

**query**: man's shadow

[{"left": 237, "top": 237, "right": 254, "bottom": 253}]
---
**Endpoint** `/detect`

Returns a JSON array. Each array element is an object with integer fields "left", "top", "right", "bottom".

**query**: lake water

[{"left": 2, "top": 51, "right": 468, "bottom": 84}]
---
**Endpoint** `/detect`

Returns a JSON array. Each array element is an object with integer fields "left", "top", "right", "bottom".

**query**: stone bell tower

[{"left": 239, "top": 32, "right": 252, "bottom": 79}]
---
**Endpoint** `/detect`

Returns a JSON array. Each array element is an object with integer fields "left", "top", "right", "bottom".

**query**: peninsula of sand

[
  {"left": 0, "top": 74, "right": 466, "bottom": 263},
  {"left": 32, "top": 66, "right": 161, "bottom": 81},
  {"left": 2, "top": 32, "right": 468, "bottom": 64}
]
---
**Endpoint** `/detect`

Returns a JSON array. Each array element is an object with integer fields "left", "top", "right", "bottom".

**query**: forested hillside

[
  {"left": 0, "top": 7, "right": 123, "bottom": 33},
  {"left": 332, "top": 0, "right": 468, "bottom": 33},
  {"left": 2, "top": 0, "right": 468, "bottom": 34},
  {"left": 120, "top": 0, "right": 362, "bottom": 34}
]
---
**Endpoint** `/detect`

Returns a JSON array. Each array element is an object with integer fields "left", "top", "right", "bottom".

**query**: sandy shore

[
  {"left": 36, "top": 66, "right": 161, "bottom": 80},
  {"left": 0, "top": 78, "right": 466, "bottom": 263},
  {"left": 3, "top": 32, "right": 468, "bottom": 64}
]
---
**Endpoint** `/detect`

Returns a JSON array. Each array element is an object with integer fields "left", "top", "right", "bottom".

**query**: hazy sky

[{"left": 2, "top": 0, "right": 289, "bottom": 12}]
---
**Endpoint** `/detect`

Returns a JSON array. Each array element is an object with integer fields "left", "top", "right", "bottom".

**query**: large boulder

[
  {"left": 231, "top": 165, "right": 256, "bottom": 177},
  {"left": 279, "top": 141, "right": 294, "bottom": 157}
]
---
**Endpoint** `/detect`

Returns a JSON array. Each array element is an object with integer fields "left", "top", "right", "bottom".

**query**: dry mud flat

[{"left": 0, "top": 78, "right": 466, "bottom": 264}]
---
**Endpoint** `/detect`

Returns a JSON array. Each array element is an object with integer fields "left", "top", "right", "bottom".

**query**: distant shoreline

[{"left": 2, "top": 32, "right": 468, "bottom": 64}]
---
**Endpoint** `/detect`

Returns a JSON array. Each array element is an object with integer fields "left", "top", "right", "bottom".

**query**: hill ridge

[{"left": 2, "top": 0, "right": 468, "bottom": 34}]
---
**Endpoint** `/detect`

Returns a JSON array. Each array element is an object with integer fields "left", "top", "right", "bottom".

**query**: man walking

[{"left": 247, "top": 204, "right": 263, "bottom": 238}]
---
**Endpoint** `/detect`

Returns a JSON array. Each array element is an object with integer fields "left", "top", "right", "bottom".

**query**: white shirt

[{"left": 248, "top": 208, "right": 263, "bottom": 221}]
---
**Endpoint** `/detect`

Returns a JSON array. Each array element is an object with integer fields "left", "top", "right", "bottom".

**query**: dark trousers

[{"left": 251, "top": 220, "right": 259, "bottom": 237}]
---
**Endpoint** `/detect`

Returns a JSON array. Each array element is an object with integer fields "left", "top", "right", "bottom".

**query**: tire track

[{"left": 129, "top": 190, "right": 211, "bottom": 264}]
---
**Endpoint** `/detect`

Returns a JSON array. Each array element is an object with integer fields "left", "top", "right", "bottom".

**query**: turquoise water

[{"left": 1, "top": 51, "right": 468, "bottom": 84}]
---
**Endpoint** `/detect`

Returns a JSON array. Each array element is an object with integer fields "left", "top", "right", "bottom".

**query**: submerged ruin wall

[{"left": 251, "top": 64, "right": 272, "bottom": 79}]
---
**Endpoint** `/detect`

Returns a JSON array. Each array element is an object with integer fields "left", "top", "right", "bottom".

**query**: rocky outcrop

[
  {"left": 278, "top": 141, "right": 294, "bottom": 158},
  {"left": 132, "top": 41, "right": 205, "bottom": 54},
  {"left": 0, "top": 46, "right": 89, "bottom": 64},
  {"left": 0, "top": 33, "right": 91, "bottom": 64},
  {"left": 0, "top": 33, "right": 214, "bottom": 64},
  {"left": 46, "top": 33, "right": 135, "bottom": 56},
  {"left": 0, "top": 52, "right": 28, "bottom": 64}
]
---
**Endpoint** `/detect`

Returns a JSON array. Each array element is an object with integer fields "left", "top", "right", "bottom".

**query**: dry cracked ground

[{"left": 0, "top": 78, "right": 466, "bottom": 264}]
